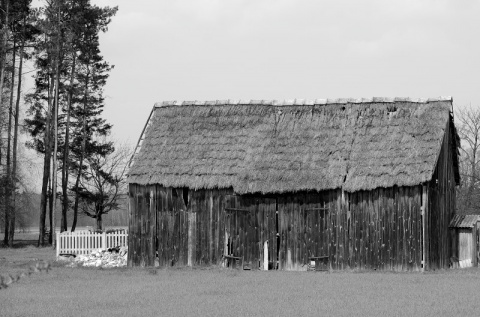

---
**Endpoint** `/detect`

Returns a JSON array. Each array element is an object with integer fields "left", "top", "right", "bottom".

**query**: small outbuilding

[
  {"left": 127, "top": 97, "right": 459, "bottom": 271},
  {"left": 449, "top": 214, "right": 479, "bottom": 268}
]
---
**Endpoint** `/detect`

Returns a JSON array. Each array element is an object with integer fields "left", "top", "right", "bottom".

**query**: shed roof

[
  {"left": 127, "top": 97, "right": 459, "bottom": 194},
  {"left": 449, "top": 215, "right": 480, "bottom": 228}
]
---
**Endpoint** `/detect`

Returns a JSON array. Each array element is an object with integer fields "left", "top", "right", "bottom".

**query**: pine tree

[
  {"left": 24, "top": 0, "right": 117, "bottom": 239},
  {"left": 24, "top": 0, "right": 64, "bottom": 246},
  {"left": 1, "top": 0, "right": 38, "bottom": 246}
]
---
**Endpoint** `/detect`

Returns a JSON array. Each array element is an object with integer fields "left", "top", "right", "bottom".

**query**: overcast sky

[{"left": 86, "top": 0, "right": 480, "bottom": 145}]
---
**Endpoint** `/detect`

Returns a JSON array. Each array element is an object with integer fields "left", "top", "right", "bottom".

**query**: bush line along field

[{"left": 2, "top": 241, "right": 480, "bottom": 316}]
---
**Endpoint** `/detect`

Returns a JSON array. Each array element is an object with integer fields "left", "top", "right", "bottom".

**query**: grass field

[{"left": 2, "top": 235, "right": 480, "bottom": 316}]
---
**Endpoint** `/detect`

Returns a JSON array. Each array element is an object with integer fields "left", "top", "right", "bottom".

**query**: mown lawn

[{"left": 2, "top": 243, "right": 480, "bottom": 316}]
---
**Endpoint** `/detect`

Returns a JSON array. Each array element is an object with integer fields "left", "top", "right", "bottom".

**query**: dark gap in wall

[
  {"left": 183, "top": 187, "right": 189, "bottom": 207},
  {"left": 420, "top": 186, "right": 423, "bottom": 207},
  {"left": 387, "top": 105, "right": 397, "bottom": 113}
]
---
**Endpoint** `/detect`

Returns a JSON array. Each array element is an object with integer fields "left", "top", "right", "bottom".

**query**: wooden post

[
  {"left": 473, "top": 221, "right": 478, "bottom": 267},
  {"left": 422, "top": 185, "right": 428, "bottom": 272},
  {"left": 264, "top": 240, "right": 269, "bottom": 270},
  {"left": 102, "top": 231, "right": 107, "bottom": 250},
  {"left": 188, "top": 211, "right": 194, "bottom": 266},
  {"left": 287, "top": 249, "right": 292, "bottom": 270},
  {"left": 150, "top": 189, "right": 155, "bottom": 266},
  {"left": 223, "top": 230, "right": 228, "bottom": 268},
  {"left": 56, "top": 232, "right": 60, "bottom": 257}
]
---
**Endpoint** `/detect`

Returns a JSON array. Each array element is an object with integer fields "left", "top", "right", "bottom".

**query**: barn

[{"left": 127, "top": 97, "right": 459, "bottom": 271}]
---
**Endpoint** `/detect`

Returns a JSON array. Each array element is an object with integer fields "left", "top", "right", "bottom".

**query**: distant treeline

[{"left": 0, "top": 193, "right": 128, "bottom": 232}]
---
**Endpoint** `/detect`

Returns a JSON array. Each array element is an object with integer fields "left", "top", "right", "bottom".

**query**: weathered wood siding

[
  {"left": 451, "top": 224, "right": 478, "bottom": 268},
  {"left": 129, "top": 184, "right": 426, "bottom": 271},
  {"left": 225, "top": 195, "right": 277, "bottom": 270},
  {"left": 128, "top": 184, "right": 156, "bottom": 267},
  {"left": 425, "top": 119, "right": 457, "bottom": 270},
  {"left": 277, "top": 187, "right": 423, "bottom": 271},
  {"left": 128, "top": 185, "right": 233, "bottom": 267},
  {"left": 342, "top": 187, "right": 424, "bottom": 271},
  {"left": 156, "top": 187, "right": 189, "bottom": 267},
  {"left": 458, "top": 229, "right": 473, "bottom": 262}
]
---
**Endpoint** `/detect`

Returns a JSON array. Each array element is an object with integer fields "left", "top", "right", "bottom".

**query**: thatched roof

[{"left": 128, "top": 97, "right": 459, "bottom": 194}]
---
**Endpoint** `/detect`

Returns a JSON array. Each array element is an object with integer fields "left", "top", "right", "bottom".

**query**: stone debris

[{"left": 65, "top": 246, "right": 128, "bottom": 268}]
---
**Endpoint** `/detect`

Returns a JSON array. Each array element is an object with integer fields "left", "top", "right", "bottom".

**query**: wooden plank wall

[
  {"left": 157, "top": 187, "right": 233, "bottom": 267},
  {"left": 347, "top": 187, "right": 424, "bottom": 271},
  {"left": 277, "top": 187, "right": 423, "bottom": 271},
  {"left": 474, "top": 223, "right": 478, "bottom": 267},
  {"left": 458, "top": 229, "right": 472, "bottom": 262},
  {"left": 128, "top": 184, "right": 156, "bottom": 267},
  {"left": 278, "top": 191, "right": 330, "bottom": 271},
  {"left": 129, "top": 184, "right": 426, "bottom": 271},
  {"left": 189, "top": 189, "right": 231, "bottom": 266},
  {"left": 224, "top": 195, "right": 276, "bottom": 270},
  {"left": 156, "top": 187, "right": 189, "bottom": 267},
  {"left": 450, "top": 228, "right": 458, "bottom": 261},
  {"left": 426, "top": 119, "right": 456, "bottom": 270}
]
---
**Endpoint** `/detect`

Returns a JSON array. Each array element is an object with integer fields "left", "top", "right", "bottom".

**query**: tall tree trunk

[
  {"left": 61, "top": 53, "right": 75, "bottom": 232},
  {"left": 0, "top": 0, "right": 6, "bottom": 228},
  {"left": 51, "top": 0, "right": 66, "bottom": 245},
  {"left": 0, "top": 0, "right": 9, "bottom": 110},
  {"left": 96, "top": 208, "right": 102, "bottom": 231},
  {"left": 48, "top": 174, "right": 52, "bottom": 244},
  {"left": 38, "top": 74, "right": 54, "bottom": 247},
  {"left": 10, "top": 30, "right": 26, "bottom": 246},
  {"left": 72, "top": 70, "right": 89, "bottom": 232},
  {"left": 71, "top": 169, "right": 80, "bottom": 232},
  {"left": 0, "top": 126, "right": 3, "bottom": 231},
  {"left": 3, "top": 39, "right": 15, "bottom": 246},
  {"left": 71, "top": 112, "right": 87, "bottom": 233},
  {"left": 52, "top": 47, "right": 61, "bottom": 246}
]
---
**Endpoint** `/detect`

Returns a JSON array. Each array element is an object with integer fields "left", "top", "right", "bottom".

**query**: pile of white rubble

[{"left": 64, "top": 246, "right": 128, "bottom": 268}]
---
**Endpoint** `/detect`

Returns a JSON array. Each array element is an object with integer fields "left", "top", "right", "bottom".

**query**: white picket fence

[{"left": 56, "top": 230, "right": 128, "bottom": 257}]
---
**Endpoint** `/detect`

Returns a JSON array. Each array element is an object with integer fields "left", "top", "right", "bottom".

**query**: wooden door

[
  {"left": 278, "top": 194, "right": 329, "bottom": 270},
  {"left": 224, "top": 195, "right": 276, "bottom": 270},
  {"left": 459, "top": 229, "right": 472, "bottom": 266},
  {"left": 304, "top": 196, "right": 329, "bottom": 270}
]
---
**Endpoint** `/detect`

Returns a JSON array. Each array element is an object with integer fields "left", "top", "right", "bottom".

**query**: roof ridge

[{"left": 154, "top": 96, "right": 453, "bottom": 108}]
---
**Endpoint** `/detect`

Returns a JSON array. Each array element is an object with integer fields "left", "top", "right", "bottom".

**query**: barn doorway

[
  {"left": 224, "top": 195, "right": 277, "bottom": 270},
  {"left": 224, "top": 194, "right": 330, "bottom": 270},
  {"left": 276, "top": 195, "right": 329, "bottom": 271}
]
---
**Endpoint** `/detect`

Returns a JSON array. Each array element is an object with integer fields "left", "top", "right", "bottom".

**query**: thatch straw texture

[{"left": 128, "top": 98, "right": 457, "bottom": 193}]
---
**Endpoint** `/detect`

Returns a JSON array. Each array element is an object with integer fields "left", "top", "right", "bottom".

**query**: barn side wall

[
  {"left": 128, "top": 185, "right": 234, "bottom": 267},
  {"left": 276, "top": 187, "right": 424, "bottom": 271},
  {"left": 425, "top": 119, "right": 457, "bottom": 270},
  {"left": 340, "top": 186, "right": 424, "bottom": 271},
  {"left": 128, "top": 184, "right": 425, "bottom": 271}
]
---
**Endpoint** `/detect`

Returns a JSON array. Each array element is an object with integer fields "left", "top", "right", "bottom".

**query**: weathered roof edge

[
  {"left": 449, "top": 214, "right": 480, "bottom": 228},
  {"left": 154, "top": 96, "right": 453, "bottom": 108},
  {"left": 127, "top": 107, "right": 157, "bottom": 171}
]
